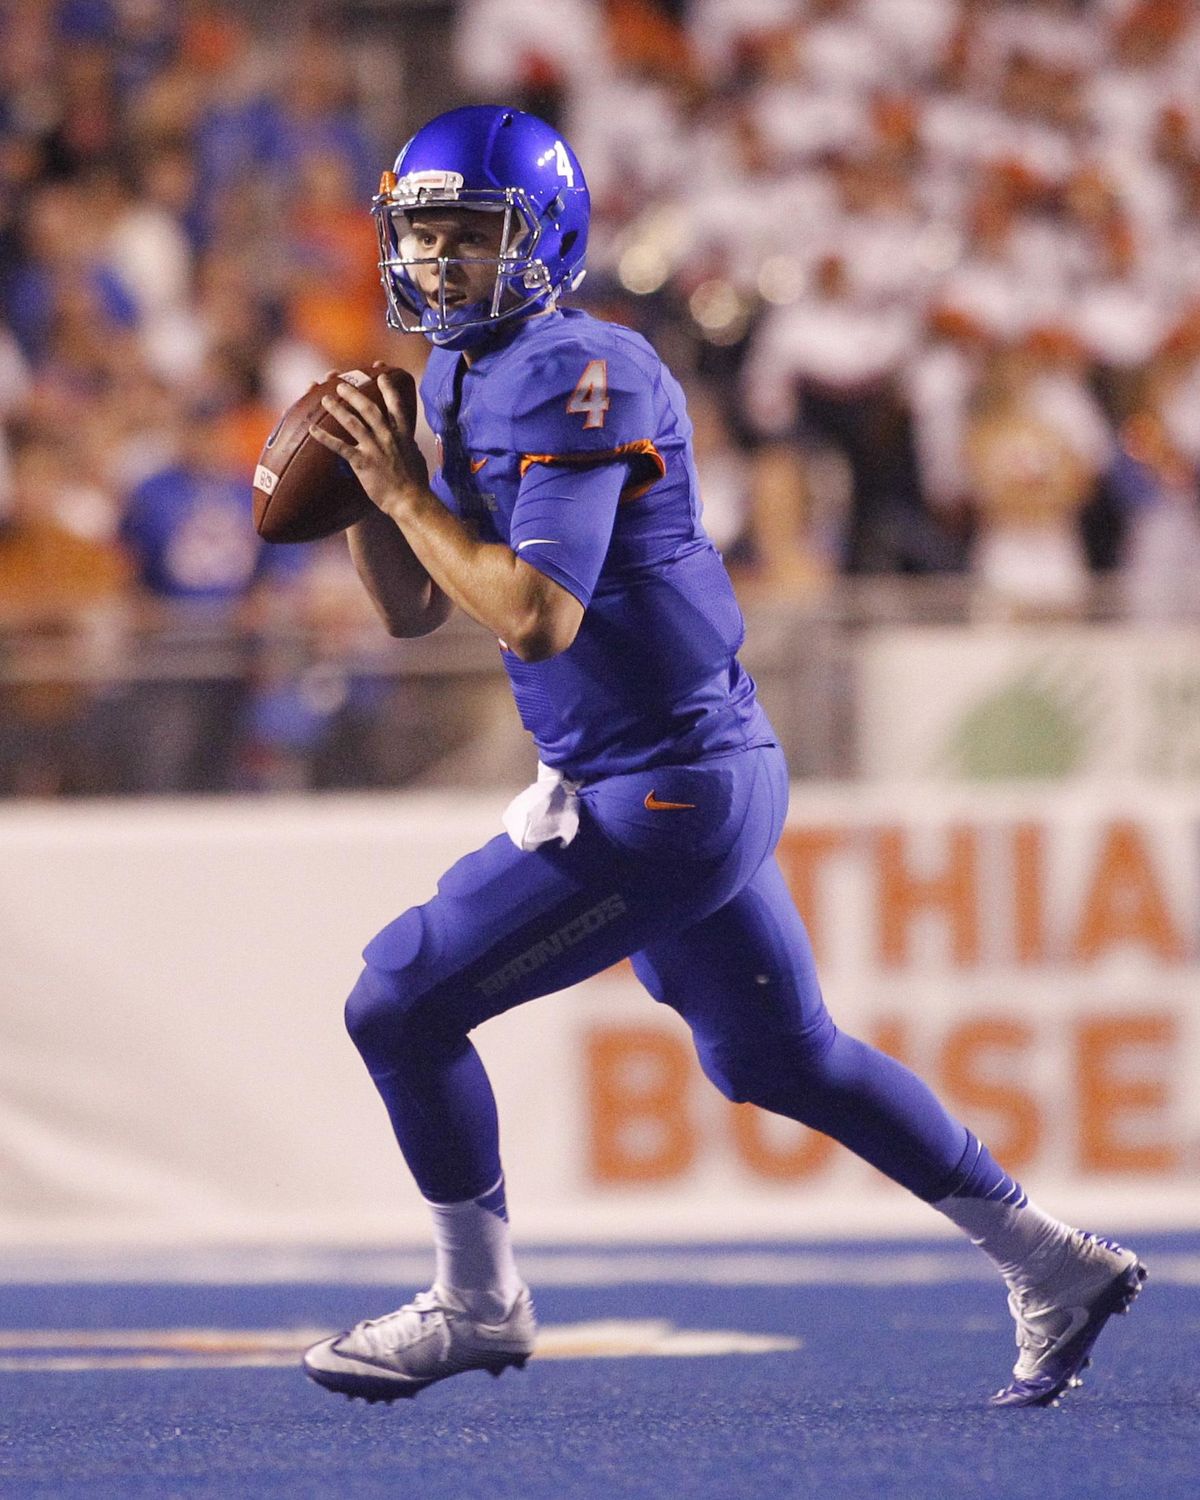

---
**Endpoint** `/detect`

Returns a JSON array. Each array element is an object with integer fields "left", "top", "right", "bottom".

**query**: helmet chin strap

[{"left": 420, "top": 301, "right": 505, "bottom": 352}]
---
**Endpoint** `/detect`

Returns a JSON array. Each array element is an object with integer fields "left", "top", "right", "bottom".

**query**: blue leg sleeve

[
  {"left": 345, "top": 966, "right": 503, "bottom": 1204},
  {"left": 634, "top": 857, "right": 971, "bottom": 1200}
]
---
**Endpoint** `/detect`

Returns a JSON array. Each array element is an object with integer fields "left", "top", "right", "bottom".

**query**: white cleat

[
  {"left": 303, "top": 1284, "right": 537, "bottom": 1403},
  {"left": 990, "top": 1231, "right": 1147, "bottom": 1408}
]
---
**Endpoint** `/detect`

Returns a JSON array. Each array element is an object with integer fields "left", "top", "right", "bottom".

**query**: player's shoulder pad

[
  {"left": 506, "top": 316, "right": 660, "bottom": 449},
  {"left": 507, "top": 317, "right": 658, "bottom": 409}
]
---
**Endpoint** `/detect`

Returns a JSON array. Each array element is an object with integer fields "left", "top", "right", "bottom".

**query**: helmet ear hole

[{"left": 561, "top": 230, "right": 578, "bottom": 258}]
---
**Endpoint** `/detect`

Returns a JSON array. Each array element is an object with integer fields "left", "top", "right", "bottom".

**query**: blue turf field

[{"left": 1, "top": 1236, "right": 1196, "bottom": 1499}]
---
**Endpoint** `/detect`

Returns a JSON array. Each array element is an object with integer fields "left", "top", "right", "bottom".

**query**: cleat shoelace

[{"left": 353, "top": 1291, "right": 452, "bottom": 1359}]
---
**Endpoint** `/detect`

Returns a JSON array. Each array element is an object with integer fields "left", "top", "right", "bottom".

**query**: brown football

[{"left": 252, "top": 366, "right": 417, "bottom": 543}]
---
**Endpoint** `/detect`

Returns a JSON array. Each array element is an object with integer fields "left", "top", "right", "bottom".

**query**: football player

[{"left": 301, "top": 106, "right": 1144, "bottom": 1407}]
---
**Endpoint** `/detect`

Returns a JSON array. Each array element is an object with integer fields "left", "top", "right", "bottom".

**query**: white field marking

[
  {"left": 0, "top": 1320, "right": 800, "bottom": 1373},
  {"left": 0, "top": 1249, "right": 990, "bottom": 1286},
  {"left": 0, "top": 1247, "right": 1193, "bottom": 1287}
]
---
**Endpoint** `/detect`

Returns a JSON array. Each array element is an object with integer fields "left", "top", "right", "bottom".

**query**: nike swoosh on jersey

[
  {"left": 515, "top": 538, "right": 560, "bottom": 551},
  {"left": 470, "top": 457, "right": 488, "bottom": 473},
  {"left": 644, "top": 791, "right": 697, "bottom": 811}
]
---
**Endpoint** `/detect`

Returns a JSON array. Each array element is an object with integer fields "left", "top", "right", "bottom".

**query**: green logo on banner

[{"left": 941, "top": 669, "right": 1093, "bottom": 779}]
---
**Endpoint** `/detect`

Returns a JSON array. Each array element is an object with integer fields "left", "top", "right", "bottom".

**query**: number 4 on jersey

[{"left": 567, "top": 359, "right": 610, "bottom": 430}]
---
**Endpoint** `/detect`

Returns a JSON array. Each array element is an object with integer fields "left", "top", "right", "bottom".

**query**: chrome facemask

[{"left": 372, "top": 170, "right": 555, "bottom": 341}]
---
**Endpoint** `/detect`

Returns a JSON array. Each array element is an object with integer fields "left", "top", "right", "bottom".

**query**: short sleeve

[
  {"left": 509, "top": 341, "right": 666, "bottom": 502},
  {"left": 509, "top": 459, "right": 627, "bottom": 607}
]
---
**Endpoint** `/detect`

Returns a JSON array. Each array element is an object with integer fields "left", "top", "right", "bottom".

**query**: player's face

[{"left": 401, "top": 209, "right": 510, "bottom": 309}]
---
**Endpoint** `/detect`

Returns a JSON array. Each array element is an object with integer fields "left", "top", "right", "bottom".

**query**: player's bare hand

[{"left": 309, "top": 377, "right": 429, "bottom": 521}]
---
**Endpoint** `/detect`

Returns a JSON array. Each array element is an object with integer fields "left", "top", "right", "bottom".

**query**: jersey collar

[{"left": 464, "top": 307, "right": 564, "bottom": 374}]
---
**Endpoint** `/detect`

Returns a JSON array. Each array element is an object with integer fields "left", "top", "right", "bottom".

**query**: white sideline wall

[{"left": 1, "top": 786, "right": 1198, "bottom": 1247}]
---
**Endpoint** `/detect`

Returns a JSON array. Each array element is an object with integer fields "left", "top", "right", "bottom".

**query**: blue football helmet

[{"left": 372, "top": 105, "right": 590, "bottom": 351}]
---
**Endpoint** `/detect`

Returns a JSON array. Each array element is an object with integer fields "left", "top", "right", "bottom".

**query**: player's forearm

[
  {"left": 347, "top": 506, "right": 452, "bottom": 637},
  {"left": 380, "top": 485, "right": 582, "bottom": 661},
  {"left": 311, "top": 373, "right": 579, "bottom": 656}
]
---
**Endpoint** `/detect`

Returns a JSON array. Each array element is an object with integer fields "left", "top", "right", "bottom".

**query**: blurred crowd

[
  {"left": 0, "top": 0, "right": 414, "bottom": 793},
  {"left": 462, "top": 0, "right": 1200, "bottom": 616},
  {"left": 2, "top": 0, "right": 1200, "bottom": 795}
]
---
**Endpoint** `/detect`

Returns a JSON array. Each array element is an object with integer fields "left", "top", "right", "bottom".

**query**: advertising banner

[
  {"left": 857, "top": 626, "right": 1200, "bottom": 781},
  {"left": 0, "top": 786, "right": 1196, "bottom": 1246}
]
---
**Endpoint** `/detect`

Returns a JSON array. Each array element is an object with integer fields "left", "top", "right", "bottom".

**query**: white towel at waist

[{"left": 502, "top": 762, "right": 582, "bottom": 851}]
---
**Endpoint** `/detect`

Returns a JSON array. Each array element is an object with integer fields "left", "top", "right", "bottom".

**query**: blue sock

[{"left": 943, "top": 1133, "right": 1028, "bottom": 1206}]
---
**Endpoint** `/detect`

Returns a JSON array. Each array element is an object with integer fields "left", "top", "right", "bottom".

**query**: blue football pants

[{"left": 345, "top": 743, "right": 972, "bottom": 1204}]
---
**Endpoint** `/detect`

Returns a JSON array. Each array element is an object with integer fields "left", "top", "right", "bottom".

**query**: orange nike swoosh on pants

[{"left": 643, "top": 791, "right": 697, "bottom": 811}]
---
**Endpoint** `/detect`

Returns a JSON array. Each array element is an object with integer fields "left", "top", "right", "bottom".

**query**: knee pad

[
  {"left": 343, "top": 964, "right": 421, "bottom": 1063},
  {"left": 694, "top": 1038, "right": 777, "bottom": 1103},
  {"left": 695, "top": 1015, "right": 836, "bottom": 1105},
  {"left": 344, "top": 904, "right": 429, "bottom": 1059}
]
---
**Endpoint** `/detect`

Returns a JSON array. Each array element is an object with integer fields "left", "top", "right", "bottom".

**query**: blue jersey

[{"left": 420, "top": 307, "right": 773, "bottom": 780}]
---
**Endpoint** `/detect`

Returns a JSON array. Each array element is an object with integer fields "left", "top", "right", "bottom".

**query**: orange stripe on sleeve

[{"left": 518, "top": 440, "right": 666, "bottom": 501}]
